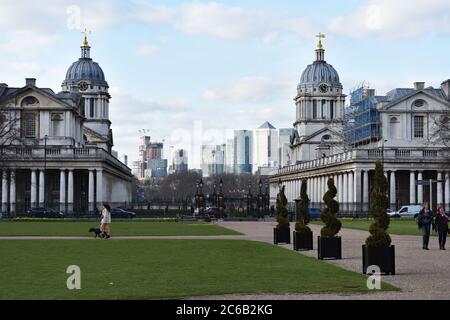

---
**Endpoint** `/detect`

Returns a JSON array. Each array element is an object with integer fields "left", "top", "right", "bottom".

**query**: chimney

[
  {"left": 414, "top": 82, "right": 425, "bottom": 90},
  {"left": 441, "top": 79, "right": 450, "bottom": 99},
  {"left": 26, "top": 78, "right": 36, "bottom": 86}
]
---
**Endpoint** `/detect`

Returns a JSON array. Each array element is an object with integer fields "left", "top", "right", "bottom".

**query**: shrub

[
  {"left": 276, "top": 186, "right": 290, "bottom": 229},
  {"left": 295, "top": 179, "right": 311, "bottom": 233},
  {"left": 366, "top": 161, "right": 392, "bottom": 247},
  {"left": 320, "top": 178, "right": 342, "bottom": 237}
]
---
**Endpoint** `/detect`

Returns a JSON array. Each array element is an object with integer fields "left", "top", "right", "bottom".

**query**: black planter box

[
  {"left": 362, "top": 245, "right": 395, "bottom": 275},
  {"left": 293, "top": 231, "right": 313, "bottom": 251},
  {"left": 317, "top": 236, "right": 342, "bottom": 260},
  {"left": 273, "top": 227, "right": 291, "bottom": 244}
]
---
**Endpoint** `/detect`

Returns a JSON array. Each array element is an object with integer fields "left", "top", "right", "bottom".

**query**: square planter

[
  {"left": 362, "top": 245, "right": 395, "bottom": 275},
  {"left": 317, "top": 236, "right": 342, "bottom": 260},
  {"left": 293, "top": 230, "right": 313, "bottom": 251},
  {"left": 273, "top": 227, "right": 291, "bottom": 244}
]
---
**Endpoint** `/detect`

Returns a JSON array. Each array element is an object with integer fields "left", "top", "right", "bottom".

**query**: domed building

[
  {"left": 0, "top": 35, "right": 132, "bottom": 216},
  {"left": 62, "top": 35, "right": 113, "bottom": 152},
  {"left": 291, "top": 33, "right": 346, "bottom": 163}
]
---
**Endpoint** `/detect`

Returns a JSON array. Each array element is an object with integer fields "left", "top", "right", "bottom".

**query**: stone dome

[
  {"left": 63, "top": 58, "right": 107, "bottom": 86},
  {"left": 300, "top": 61, "right": 340, "bottom": 86}
]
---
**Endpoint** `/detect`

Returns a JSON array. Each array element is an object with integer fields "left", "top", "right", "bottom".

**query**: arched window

[{"left": 389, "top": 117, "right": 400, "bottom": 139}]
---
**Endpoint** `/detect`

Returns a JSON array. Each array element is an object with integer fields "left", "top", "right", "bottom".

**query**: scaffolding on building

[{"left": 344, "top": 84, "right": 382, "bottom": 146}]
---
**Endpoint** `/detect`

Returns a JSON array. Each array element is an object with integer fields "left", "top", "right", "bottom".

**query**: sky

[{"left": 1, "top": 0, "right": 450, "bottom": 168}]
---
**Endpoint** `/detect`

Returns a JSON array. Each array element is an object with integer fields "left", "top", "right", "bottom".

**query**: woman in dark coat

[
  {"left": 434, "top": 206, "right": 449, "bottom": 250},
  {"left": 417, "top": 201, "right": 434, "bottom": 250}
]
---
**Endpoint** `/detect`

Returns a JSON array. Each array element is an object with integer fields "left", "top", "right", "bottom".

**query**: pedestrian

[
  {"left": 434, "top": 206, "right": 449, "bottom": 250},
  {"left": 417, "top": 201, "right": 434, "bottom": 250},
  {"left": 100, "top": 203, "right": 112, "bottom": 239}
]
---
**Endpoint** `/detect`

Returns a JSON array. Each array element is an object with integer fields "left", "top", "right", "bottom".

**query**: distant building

[
  {"left": 278, "top": 128, "right": 294, "bottom": 167},
  {"left": 172, "top": 149, "right": 188, "bottom": 173},
  {"left": 225, "top": 138, "right": 235, "bottom": 174},
  {"left": 254, "top": 122, "right": 279, "bottom": 171},
  {"left": 119, "top": 154, "right": 128, "bottom": 167},
  {"left": 135, "top": 136, "right": 167, "bottom": 179},
  {"left": 234, "top": 130, "right": 253, "bottom": 174},
  {"left": 201, "top": 145, "right": 225, "bottom": 177}
]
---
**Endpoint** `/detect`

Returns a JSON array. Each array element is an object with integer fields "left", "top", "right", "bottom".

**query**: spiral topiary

[
  {"left": 276, "top": 186, "right": 290, "bottom": 229},
  {"left": 320, "top": 178, "right": 342, "bottom": 237},
  {"left": 295, "top": 179, "right": 311, "bottom": 233},
  {"left": 366, "top": 161, "right": 392, "bottom": 247}
]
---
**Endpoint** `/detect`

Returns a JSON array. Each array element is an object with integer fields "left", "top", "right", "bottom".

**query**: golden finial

[
  {"left": 316, "top": 32, "right": 325, "bottom": 50},
  {"left": 82, "top": 28, "right": 92, "bottom": 47}
]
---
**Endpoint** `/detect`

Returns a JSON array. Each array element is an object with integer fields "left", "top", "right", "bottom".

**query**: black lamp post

[
  {"left": 246, "top": 182, "right": 253, "bottom": 217},
  {"left": 218, "top": 179, "right": 224, "bottom": 218},
  {"left": 265, "top": 180, "right": 270, "bottom": 216},
  {"left": 257, "top": 179, "right": 264, "bottom": 219}
]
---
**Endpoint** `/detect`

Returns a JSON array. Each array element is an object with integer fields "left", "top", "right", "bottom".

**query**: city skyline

[{"left": 2, "top": 0, "right": 450, "bottom": 167}]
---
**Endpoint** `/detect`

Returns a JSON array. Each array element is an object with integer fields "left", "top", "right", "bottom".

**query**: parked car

[
  {"left": 388, "top": 205, "right": 422, "bottom": 218},
  {"left": 204, "top": 207, "right": 226, "bottom": 219},
  {"left": 111, "top": 207, "right": 136, "bottom": 219},
  {"left": 309, "top": 208, "right": 321, "bottom": 219},
  {"left": 26, "top": 207, "right": 64, "bottom": 218}
]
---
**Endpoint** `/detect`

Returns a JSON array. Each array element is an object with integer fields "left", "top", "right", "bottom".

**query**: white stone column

[
  {"left": 59, "top": 169, "right": 66, "bottom": 212},
  {"left": 363, "top": 170, "right": 369, "bottom": 211},
  {"left": 417, "top": 171, "right": 424, "bottom": 204},
  {"left": 410, "top": 171, "right": 416, "bottom": 205},
  {"left": 337, "top": 173, "right": 343, "bottom": 204},
  {"left": 31, "top": 169, "right": 37, "bottom": 208},
  {"left": 67, "top": 169, "right": 74, "bottom": 213},
  {"left": 2, "top": 170, "right": 8, "bottom": 213},
  {"left": 38, "top": 169, "right": 45, "bottom": 207},
  {"left": 390, "top": 171, "right": 397, "bottom": 210},
  {"left": 343, "top": 172, "right": 348, "bottom": 212},
  {"left": 96, "top": 168, "right": 103, "bottom": 206},
  {"left": 445, "top": 172, "right": 450, "bottom": 212},
  {"left": 437, "top": 171, "right": 444, "bottom": 207},
  {"left": 9, "top": 170, "right": 16, "bottom": 214},
  {"left": 348, "top": 171, "right": 354, "bottom": 211}
]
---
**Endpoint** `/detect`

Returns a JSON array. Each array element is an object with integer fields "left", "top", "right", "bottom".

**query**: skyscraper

[
  {"left": 278, "top": 128, "right": 294, "bottom": 167},
  {"left": 172, "top": 149, "right": 188, "bottom": 173},
  {"left": 135, "top": 136, "right": 167, "bottom": 179},
  {"left": 234, "top": 130, "right": 253, "bottom": 174},
  {"left": 201, "top": 145, "right": 225, "bottom": 177},
  {"left": 254, "top": 122, "right": 279, "bottom": 171}
]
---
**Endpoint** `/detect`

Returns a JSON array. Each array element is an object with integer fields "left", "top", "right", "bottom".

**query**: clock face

[
  {"left": 319, "top": 83, "right": 328, "bottom": 93},
  {"left": 79, "top": 81, "right": 89, "bottom": 91}
]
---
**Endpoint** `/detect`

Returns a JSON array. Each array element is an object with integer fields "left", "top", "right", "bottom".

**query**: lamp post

[
  {"left": 265, "top": 180, "right": 270, "bottom": 216},
  {"left": 257, "top": 179, "right": 264, "bottom": 219},
  {"left": 246, "top": 182, "right": 252, "bottom": 217},
  {"left": 378, "top": 139, "right": 388, "bottom": 167},
  {"left": 218, "top": 179, "right": 224, "bottom": 218}
]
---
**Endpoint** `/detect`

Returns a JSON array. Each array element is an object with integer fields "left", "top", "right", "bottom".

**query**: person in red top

[{"left": 434, "top": 206, "right": 449, "bottom": 250}]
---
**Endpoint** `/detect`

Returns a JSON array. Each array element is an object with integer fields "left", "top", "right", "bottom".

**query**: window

[
  {"left": 414, "top": 116, "right": 424, "bottom": 138},
  {"left": 51, "top": 113, "right": 63, "bottom": 136},
  {"left": 313, "top": 100, "right": 317, "bottom": 119},
  {"left": 413, "top": 99, "right": 425, "bottom": 108},
  {"left": 321, "top": 100, "right": 326, "bottom": 119},
  {"left": 268, "top": 135, "right": 271, "bottom": 158},
  {"left": 23, "top": 112, "right": 36, "bottom": 138},
  {"left": 90, "top": 99, "right": 95, "bottom": 118},
  {"left": 330, "top": 100, "right": 334, "bottom": 119},
  {"left": 389, "top": 117, "right": 400, "bottom": 139}
]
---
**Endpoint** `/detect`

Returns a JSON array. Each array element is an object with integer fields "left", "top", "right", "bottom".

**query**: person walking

[
  {"left": 417, "top": 201, "right": 434, "bottom": 250},
  {"left": 100, "top": 203, "right": 112, "bottom": 239},
  {"left": 434, "top": 206, "right": 449, "bottom": 250}
]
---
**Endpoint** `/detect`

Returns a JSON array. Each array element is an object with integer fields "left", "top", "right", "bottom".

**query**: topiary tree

[
  {"left": 276, "top": 186, "right": 290, "bottom": 229},
  {"left": 295, "top": 179, "right": 311, "bottom": 233},
  {"left": 320, "top": 178, "right": 342, "bottom": 237},
  {"left": 366, "top": 161, "right": 392, "bottom": 247}
]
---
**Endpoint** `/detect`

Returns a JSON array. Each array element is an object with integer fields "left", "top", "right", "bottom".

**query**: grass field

[
  {"left": 0, "top": 240, "right": 397, "bottom": 299},
  {"left": 312, "top": 219, "right": 436, "bottom": 236},
  {"left": 0, "top": 220, "right": 241, "bottom": 237}
]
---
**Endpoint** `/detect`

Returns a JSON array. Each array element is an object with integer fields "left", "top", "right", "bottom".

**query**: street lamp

[{"left": 44, "top": 135, "right": 48, "bottom": 208}]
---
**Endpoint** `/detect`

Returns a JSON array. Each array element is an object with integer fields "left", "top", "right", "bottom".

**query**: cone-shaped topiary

[
  {"left": 295, "top": 179, "right": 311, "bottom": 233},
  {"left": 320, "top": 178, "right": 342, "bottom": 237},
  {"left": 276, "top": 186, "right": 290, "bottom": 229},
  {"left": 366, "top": 161, "right": 392, "bottom": 247}
]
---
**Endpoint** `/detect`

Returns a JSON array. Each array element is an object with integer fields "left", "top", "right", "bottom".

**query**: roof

[
  {"left": 299, "top": 61, "right": 341, "bottom": 86},
  {"left": 258, "top": 121, "right": 276, "bottom": 129}
]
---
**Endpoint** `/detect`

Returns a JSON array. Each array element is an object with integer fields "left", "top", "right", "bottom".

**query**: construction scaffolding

[{"left": 343, "top": 85, "right": 382, "bottom": 146}]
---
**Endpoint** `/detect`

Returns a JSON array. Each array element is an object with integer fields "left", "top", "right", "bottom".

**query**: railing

[{"left": 276, "top": 148, "right": 445, "bottom": 176}]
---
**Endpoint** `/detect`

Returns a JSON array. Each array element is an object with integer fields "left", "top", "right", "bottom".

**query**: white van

[{"left": 388, "top": 205, "right": 422, "bottom": 218}]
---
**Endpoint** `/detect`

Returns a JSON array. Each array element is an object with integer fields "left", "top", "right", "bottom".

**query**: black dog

[{"left": 89, "top": 227, "right": 102, "bottom": 238}]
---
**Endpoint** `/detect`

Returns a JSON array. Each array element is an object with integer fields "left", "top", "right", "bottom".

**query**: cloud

[
  {"left": 135, "top": 45, "right": 160, "bottom": 57},
  {"left": 329, "top": 0, "right": 450, "bottom": 38},
  {"left": 201, "top": 76, "right": 294, "bottom": 103}
]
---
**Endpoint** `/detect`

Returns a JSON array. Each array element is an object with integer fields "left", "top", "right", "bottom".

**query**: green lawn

[
  {"left": 312, "top": 219, "right": 436, "bottom": 236},
  {"left": 0, "top": 240, "right": 397, "bottom": 299},
  {"left": 0, "top": 221, "right": 241, "bottom": 237}
]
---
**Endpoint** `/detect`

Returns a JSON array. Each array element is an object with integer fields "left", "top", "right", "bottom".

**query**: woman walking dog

[
  {"left": 434, "top": 206, "right": 449, "bottom": 250},
  {"left": 100, "top": 203, "right": 112, "bottom": 239}
]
